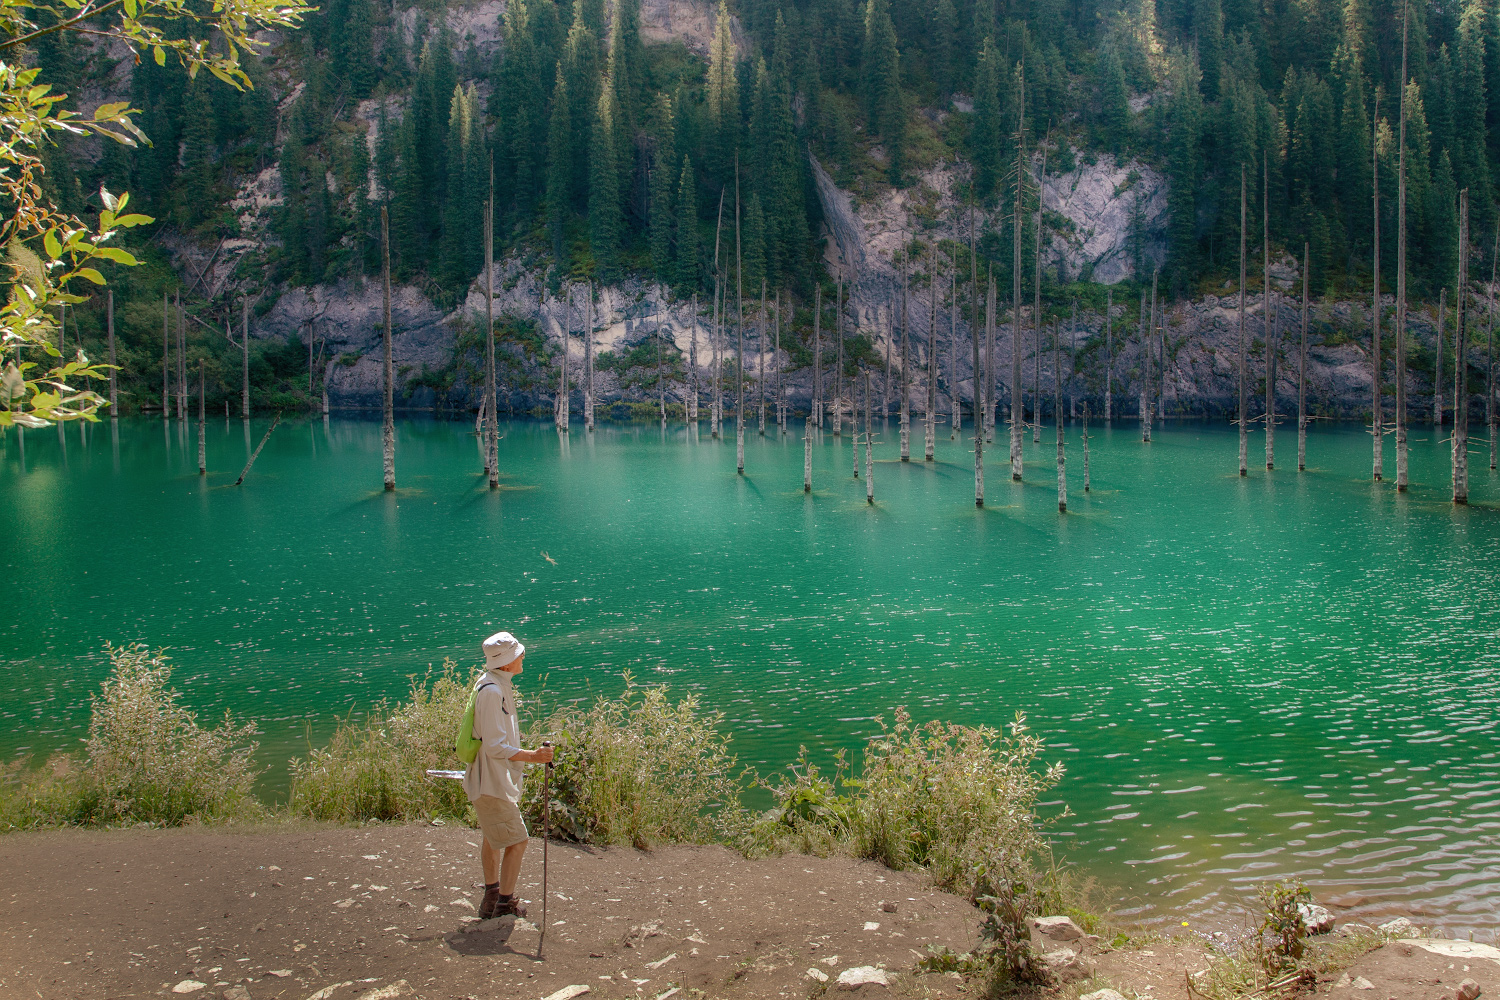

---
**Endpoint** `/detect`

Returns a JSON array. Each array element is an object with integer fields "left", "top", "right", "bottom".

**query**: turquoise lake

[{"left": 3, "top": 414, "right": 1498, "bottom": 934}]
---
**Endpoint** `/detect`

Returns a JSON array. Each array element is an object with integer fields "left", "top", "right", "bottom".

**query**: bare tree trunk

[
  {"left": 197, "top": 359, "right": 206, "bottom": 475},
  {"left": 926, "top": 268, "right": 936, "bottom": 461},
  {"left": 984, "top": 267, "right": 995, "bottom": 445},
  {"left": 970, "top": 202, "right": 983, "bottom": 505},
  {"left": 736, "top": 162, "right": 745, "bottom": 475},
  {"left": 1033, "top": 141, "right": 1047, "bottom": 445},
  {"left": 835, "top": 274, "right": 844, "bottom": 438},
  {"left": 864, "top": 369, "right": 874, "bottom": 503},
  {"left": 1435, "top": 288, "right": 1446, "bottom": 426},
  {"left": 106, "top": 290, "right": 117, "bottom": 417},
  {"left": 1455, "top": 189, "right": 1469, "bottom": 504},
  {"left": 1487, "top": 247, "right": 1497, "bottom": 470},
  {"left": 557, "top": 294, "right": 570, "bottom": 431},
  {"left": 1055, "top": 320, "right": 1066, "bottom": 512},
  {"left": 689, "top": 294, "right": 699, "bottom": 424},
  {"left": 712, "top": 278, "right": 722, "bottom": 437},
  {"left": 657, "top": 310, "right": 666, "bottom": 422},
  {"left": 1396, "top": 2, "right": 1410, "bottom": 489},
  {"left": 804, "top": 416, "right": 812, "bottom": 492},
  {"left": 1298, "top": 243, "right": 1309, "bottom": 471},
  {"left": 241, "top": 297, "right": 250, "bottom": 418},
  {"left": 162, "top": 294, "right": 170, "bottom": 420},
  {"left": 1012, "top": 68, "right": 1026, "bottom": 467},
  {"left": 1262, "top": 158, "right": 1275, "bottom": 470},
  {"left": 1138, "top": 289, "right": 1149, "bottom": 442},
  {"left": 1082, "top": 402, "right": 1090, "bottom": 491},
  {"left": 1146, "top": 271, "right": 1156, "bottom": 441},
  {"left": 1105, "top": 290, "right": 1112, "bottom": 420},
  {"left": 901, "top": 260, "right": 911, "bottom": 460},
  {"left": 950, "top": 260, "right": 959, "bottom": 438},
  {"left": 1238, "top": 166, "right": 1248, "bottom": 476},
  {"left": 1372, "top": 96, "right": 1384, "bottom": 481},
  {"left": 235, "top": 412, "right": 281, "bottom": 486},
  {"left": 176, "top": 291, "right": 187, "bottom": 421},
  {"left": 812, "top": 284, "right": 821, "bottom": 430},
  {"left": 1069, "top": 300, "right": 1077, "bottom": 419},
  {"left": 758, "top": 280, "right": 767, "bottom": 436},
  {"left": 381, "top": 206, "right": 395, "bottom": 491},
  {"left": 776, "top": 292, "right": 785, "bottom": 434},
  {"left": 486, "top": 194, "right": 498, "bottom": 487},
  {"left": 883, "top": 311, "right": 891, "bottom": 418}
]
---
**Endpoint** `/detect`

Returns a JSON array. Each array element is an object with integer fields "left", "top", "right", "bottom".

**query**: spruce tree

[
  {"left": 442, "top": 84, "right": 473, "bottom": 287},
  {"left": 564, "top": 13, "right": 602, "bottom": 208},
  {"left": 1454, "top": 0, "right": 1494, "bottom": 246},
  {"left": 497, "top": 0, "right": 548, "bottom": 216},
  {"left": 706, "top": 2, "right": 739, "bottom": 183},
  {"left": 590, "top": 81, "right": 622, "bottom": 278},
  {"left": 744, "top": 192, "right": 766, "bottom": 292},
  {"left": 649, "top": 96, "right": 676, "bottom": 280},
  {"left": 391, "top": 104, "right": 426, "bottom": 280},
  {"left": 861, "top": 0, "right": 904, "bottom": 183},
  {"left": 675, "top": 155, "right": 699, "bottom": 289},
  {"left": 1165, "top": 50, "right": 1202, "bottom": 284},
  {"left": 930, "top": 0, "right": 957, "bottom": 93},
  {"left": 546, "top": 66, "right": 572, "bottom": 264},
  {"left": 1193, "top": 0, "right": 1223, "bottom": 99},
  {"left": 1095, "top": 42, "right": 1131, "bottom": 155},
  {"left": 971, "top": 37, "right": 1002, "bottom": 198}
]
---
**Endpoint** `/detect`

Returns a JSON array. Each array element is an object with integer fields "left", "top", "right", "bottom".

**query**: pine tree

[
  {"left": 546, "top": 66, "right": 572, "bottom": 264},
  {"left": 744, "top": 192, "right": 766, "bottom": 292},
  {"left": 178, "top": 75, "right": 217, "bottom": 227},
  {"left": 971, "top": 37, "right": 1002, "bottom": 198},
  {"left": 496, "top": 0, "right": 548, "bottom": 216},
  {"left": 1333, "top": 44, "right": 1371, "bottom": 257},
  {"left": 675, "top": 155, "right": 699, "bottom": 289},
  {"left": 590, "top": 81, "right": 622, "bottom": 277},
  {"left": 930, "top": 0, "right": 957, "bottom": 93},
  {"left": 1454, "top": 0, "right": 1494, "bottom": 246},
  {"left": 391, "top": 103, "right": 426, "bottom": 280},
  {"left": 1193, "top": 0, "right": 1223, "bottom": 99},
  {"left": 332, "top": 0, "right": 377, "bottom": 98}
]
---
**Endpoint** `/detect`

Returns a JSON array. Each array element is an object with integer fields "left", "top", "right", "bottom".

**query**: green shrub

[
  {"left": 523, "top": 675, "right": 753, "bottom": 848},
  {"left": 287, "top": 661, "right": 474, "bottom": 823},
  {"left": 0, "top": 643, "right": 263, "bottom": 829},
  {"left": 1256, "top": 879, "right": 1312, "bottom": 975}
]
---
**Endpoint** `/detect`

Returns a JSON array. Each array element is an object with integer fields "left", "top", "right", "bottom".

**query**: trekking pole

[{"left": 538, "top": 740, "right": 552, "bottom": 958}]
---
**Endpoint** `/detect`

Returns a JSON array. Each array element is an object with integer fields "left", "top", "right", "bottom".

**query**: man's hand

[{"left": 510, "top": 746, "right": 555, "bottom": 764}]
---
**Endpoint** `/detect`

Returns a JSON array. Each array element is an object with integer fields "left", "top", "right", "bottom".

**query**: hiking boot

[
  {"left": 493, "top": 894, "right": 528, "bottom": 918},
  {"left": 478, "top": 886, "right": 502, "bottom": 919}
]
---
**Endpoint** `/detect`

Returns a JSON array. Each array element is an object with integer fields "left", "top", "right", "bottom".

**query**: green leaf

[
  {"left": 73, "top": 268, "right": 106, "bottom": 285},
  {"left": 112, "top": 213, "right": 154, "bottom": 228},
  {"left": 42, "top": 229, "right": 61, "bottom": 260},
  {"left": 92, "top": 247, "right": 138, "bottom": 266},
  {"left": 123, "top": 0, "right": 136, "bottom": 15},
  {"left": 153, "top": 46, "right": 166, "bottom": 66}
]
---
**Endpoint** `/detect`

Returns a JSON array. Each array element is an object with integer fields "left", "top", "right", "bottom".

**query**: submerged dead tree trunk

[
  {"left": 1487, "top": 247, "right": 1497, "bottom": 470},
  {"left": 486, "top": 195, "right": 498, "bottom": 487},
  {"left": 1455, "top": 189, "right": 1470, "bottom": 504},
  {"left": 1105, "top": 290, "right": 1112, "bottom": 420},
  {"left": 162, "top": 294, "right": 169, "bottom": 420},
  {"left": 864, "top": 370, "right": 874, "bottom": 503},
  {"left": 197, "top": 359, "right": 205, "bottom": 475},
  {"left": 1082, "top": 403, "right": 1090, "bottom": 492},
  {"left": 984, "top": 267, "right": 995, "bottom": 445},
  {"left": 836, "top": 274, "right": 845, "bottom": 438},
  {"left": 176, "top": 291, "right": 187, "bottom": 422},
  {"left": 1396, "top": 4, "right": 1410, "bottom": 489},
  {"left": 381, "top": 206, "right": 395, "bottom": 491},
  {"left": 970, "top": 204, "right": 984, "bottom": 506},
  {"left": 1435, "top": 289, "right": 1446, "bottom": 427},
  {"left": 1238, "top": 167, "right": 1248, "bottom": 477},
  {"left": 1299, "top": 244, "right": 1310, "bottom": 471},
  {"left": 1055, "top": 320, "right": 1066, "bottom": 512},
  {"left": 107, "top": 290, "right": 117, "bottom": 417},
  {"left": 926, "top": 271, "right": 936, "bottom": 461},
  {"left": 900, "top": 263, "right": 911, "bottom": 460},
  {"left": 1372, "top": 98, "right": 1384, "bottom": 482},
  {"left": 736, "top": 165, "right": 745, "bottom": 474},
  {"left": 1033, "top": 141, "right": 1046, "bottom": 444},
  {"left": 1264, "top": 158, "right": 1276, "bottom": 470},
  {"left": 758, "top": 281, "right": 767, "bottom": 437},
  {"left": 241, "top": 297, "right": 250, "bottom": 418},
  {"left": 1139, "top": 289, "right": 1150, "bottom": 443},
  {"left": 950, "top": 260, "right": 959, "bottom": 438},
  {"left": 812, "top": 285, "right": 821, "bottom": 430},
  {"left": 776, "top": 293, "right": 785, "bottom": 434},
  {"left": 689, "top": 294, "right": 699, "bottom": 424},
  {"left": 584, "top": 283, "right": 595, "bottom": 431}
]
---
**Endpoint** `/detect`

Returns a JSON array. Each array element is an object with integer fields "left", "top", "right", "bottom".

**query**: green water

[{"left": 4, "top": 414, "right": 1499, "bottom": 933}]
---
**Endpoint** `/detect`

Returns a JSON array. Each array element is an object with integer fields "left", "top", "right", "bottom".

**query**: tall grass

[
  {"left": 0, "top": 644, "right": 263, "bottom": 829},
  {"left": 286, "top": 661, "right": 474, "bottom": 823}
]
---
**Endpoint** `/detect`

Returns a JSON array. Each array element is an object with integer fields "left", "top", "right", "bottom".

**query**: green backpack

[{"left": 454, "top": 678, "right": 498, "bottom": 765}]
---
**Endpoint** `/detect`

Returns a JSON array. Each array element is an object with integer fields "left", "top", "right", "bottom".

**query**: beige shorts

[{"left": 473, "top": 794, "right": 528, "bottom": 850}]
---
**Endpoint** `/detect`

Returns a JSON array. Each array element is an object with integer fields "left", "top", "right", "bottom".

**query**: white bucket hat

[{"left": 482, "top": 631, "right": 525, "bottom": 668}]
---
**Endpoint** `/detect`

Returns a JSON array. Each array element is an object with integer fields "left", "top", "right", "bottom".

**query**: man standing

[{"left": 463, "top": 631, "right": 553, "bottom": 919}]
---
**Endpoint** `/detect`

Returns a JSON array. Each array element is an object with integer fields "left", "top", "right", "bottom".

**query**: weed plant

[
  {"left": 0, "top": 644, "right": 263, "bottom": 829},
  {"left": 522, "top": 674, "right": 753, "bottom": 848}
]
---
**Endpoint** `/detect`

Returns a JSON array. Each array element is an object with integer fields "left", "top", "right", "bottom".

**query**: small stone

[
  {"left": 1379, "top": 918, "right": 1417, "bottom": 936},
  {"left": 837, "top": 966, "right": 890, "bottom": 989},
  {"left": 354, "top": 982, "right": 408, "bottom": 1000},
  {"left": 863, "top": 921, "right": 880, "bottom": 931},
  {"left": 1039, "top": 948, "right": 1091, "bottom": 983},
  {"left": 1352, "top": 977, "right": 1375, "bottom": 990},
  {"left": 1456, "top": 979, "right": 1482, "bottom": 1000},
  {"left": 173, "top": 983, "right": 207, "bottom": 995},
  {"left": 881, "top": 901, "right": 897, "bottom": 913},
  {"left": 1032, "top": 916, "right": 1085, "bottom": 942},
  {"left": 1298, "top": 904, "right": 1335, "bottom": 935},
  {"left": 807, "top": 969, "right": 830, "bottom": 983},
  {"left": 540, "top": 986, "right": 590, "bottom": 1000},
  {"left": 1081, "top": 989, "right": 1128, "bottom": 1000},
  {"left": 222, "top": 987, "right": 252, "bottom": 1000},
  {"left": 265, "top": 971, "right": 292, "bottom": 978},
  {"left": 1336, "top": 974, "right": 1352, "bottom": 988}
]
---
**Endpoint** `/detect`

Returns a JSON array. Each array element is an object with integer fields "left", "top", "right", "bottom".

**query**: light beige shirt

[{"left": 462, "top": 668, "right": 525, "bottom": 803}]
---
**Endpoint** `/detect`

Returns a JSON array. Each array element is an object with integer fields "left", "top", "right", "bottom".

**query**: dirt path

[{"left": 0, "top": 823, "right": 980, "bottom": 1000}]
